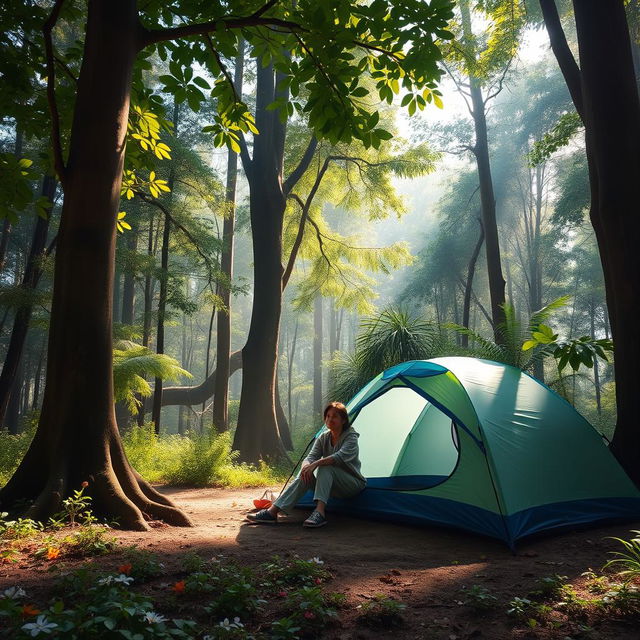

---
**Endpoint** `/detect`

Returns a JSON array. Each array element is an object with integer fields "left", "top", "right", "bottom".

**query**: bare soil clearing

[{"left": 2, "top": 486, "right": 640, "bottom": 639}]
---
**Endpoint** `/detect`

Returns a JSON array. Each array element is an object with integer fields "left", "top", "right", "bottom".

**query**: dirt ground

[{"left": 2, "top": 486, "right": 640, "bottom": 639}]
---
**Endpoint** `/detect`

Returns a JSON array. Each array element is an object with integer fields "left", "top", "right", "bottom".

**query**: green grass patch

[{"left": 122, "top": 424, "right": 284, "bottom": 488}]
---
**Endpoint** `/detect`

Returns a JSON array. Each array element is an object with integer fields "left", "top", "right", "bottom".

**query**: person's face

[{"left": 325, "top": 407, "right": 346, "bottom": 432}]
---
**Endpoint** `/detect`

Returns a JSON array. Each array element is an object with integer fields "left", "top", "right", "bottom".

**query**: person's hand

[{"left": 300, "top": 462, "right": 316, "bottom": 485}]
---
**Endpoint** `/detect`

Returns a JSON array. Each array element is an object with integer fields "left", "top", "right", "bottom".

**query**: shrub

[{"left": 123, "top": 425, "right": 283, "bottom": 488}]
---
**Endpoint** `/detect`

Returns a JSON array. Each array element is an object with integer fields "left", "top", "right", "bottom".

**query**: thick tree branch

[
  {"left": 139, "top": 15, "right": 303, "bottom": 49},
  {"left": 283, "top": 136, "right": 317, "bottom": 194},
  {"left": 42, "top": 0, "right": 67, "bottom": 185},
  {"left": 538, "top": 0, "right": 584, "bottom": 119}
]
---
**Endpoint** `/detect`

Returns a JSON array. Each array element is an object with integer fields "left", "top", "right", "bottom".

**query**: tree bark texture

[
  {"left": 570, "top": 1, "right": 640, "bottom": 485},
  {"left": 460, "top": 0, "right": 507, "bottom": 339},
  {"left": 213, "top": 42, "right": 244, "bottom": 433},
  {"left": 0, "top": 1, "right": 190, "bottom": 529},
  {"left": 461, "top": 217, "right": 484, "bottom": 349},
  {"left": 233, "top": 62, "right": 289, "bottom": 463}
]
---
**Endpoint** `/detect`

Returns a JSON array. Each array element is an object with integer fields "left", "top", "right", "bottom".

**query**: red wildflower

[
  {"left": 118, "top": 563, "right": 133, "bottom": 575},
  {"left": 22, "top": 604, "right": 40, "bottom": 618},
  {"left": 277, "top": 590, "right": 287, "bottom": 598},
  {"left": 46, "top": 548, "right": 61, "bottom": 560},
  {"left": 303, "top": 611, "right": 316, "bottom": 620},
  {"left": 172, "top": 580, "right": 186, "bottom": 593}
]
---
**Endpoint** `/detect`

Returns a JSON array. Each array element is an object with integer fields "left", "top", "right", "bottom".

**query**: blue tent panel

[
  {"left": 382, "top": 361, "right": 448, "bottom": 380},
  {"left": 297, "top": 489, "right": 640, "bottom": 547}
]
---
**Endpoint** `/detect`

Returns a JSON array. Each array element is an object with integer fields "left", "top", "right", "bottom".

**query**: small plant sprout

[
  {"left": 61, "top": 481, "right": 92, "bottom": 526},
  {"left": 462, "top": 584, "right": 499, "bottom": 611}
]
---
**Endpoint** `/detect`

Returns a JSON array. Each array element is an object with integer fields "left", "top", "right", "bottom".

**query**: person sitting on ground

[{"left": 246, "top": 401, "right": 366, "bottom": 528}]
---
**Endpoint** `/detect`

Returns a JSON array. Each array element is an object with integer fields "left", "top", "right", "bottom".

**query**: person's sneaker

[
  {"left": 246, "top": 509, "right": 277, "bottom": 524},
  {"left": 303, "top": 510, "right": 327, "bottom": 528}
]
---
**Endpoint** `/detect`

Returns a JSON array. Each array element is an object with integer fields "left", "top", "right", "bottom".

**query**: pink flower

[
  {"left": 277, "top": 590, "right": 287, "bottom": 598},
  {"left": 314, "top": 578, "right": 322, "bottom": 584},
  {"left": 304, "top": 611, "right": 315, "bottom": 620}
]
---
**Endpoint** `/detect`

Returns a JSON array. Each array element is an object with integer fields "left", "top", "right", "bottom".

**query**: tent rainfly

[{"left": 297, "top": 357, "right": 640, "bottom": 548}]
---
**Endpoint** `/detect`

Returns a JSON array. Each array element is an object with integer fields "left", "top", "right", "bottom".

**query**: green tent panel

[{"left": 297, "top": 357, "right": 640, "bottom": 548}]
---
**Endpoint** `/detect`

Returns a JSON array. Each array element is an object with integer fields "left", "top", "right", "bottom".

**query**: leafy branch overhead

[{"left": 140, "top": 0, "right": 456, "bottom": 151}]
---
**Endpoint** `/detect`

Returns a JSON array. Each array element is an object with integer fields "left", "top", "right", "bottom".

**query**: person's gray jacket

[{"left": 304, "top": 427, "right": 366, "bottom": 483}]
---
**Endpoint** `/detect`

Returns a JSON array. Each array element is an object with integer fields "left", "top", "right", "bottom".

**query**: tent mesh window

[{"left": 353, "top": 387, "right": 460, "bottom": 490}]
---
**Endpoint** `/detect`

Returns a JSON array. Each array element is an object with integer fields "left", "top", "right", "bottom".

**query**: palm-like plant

[
  {"left": 328, "top": 307, "right": 453, "bottom": 403},
  {"left": 113, "top": 340, "right": 192, "bottom": 414}
]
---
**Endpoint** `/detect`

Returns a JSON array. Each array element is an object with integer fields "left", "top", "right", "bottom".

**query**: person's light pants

[{"left": 273, "top": 466, "right": 366, "bottom": 514}]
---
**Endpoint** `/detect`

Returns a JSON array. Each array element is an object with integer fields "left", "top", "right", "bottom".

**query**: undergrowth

[{"left": 122, "top": 424, "right": 283, "bottom": 487}]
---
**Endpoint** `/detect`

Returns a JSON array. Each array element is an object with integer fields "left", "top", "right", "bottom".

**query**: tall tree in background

[
  {"left": 212, "top": 42, "right": 244, "bottom": 433},
  {"left": 442, "top": 0, "right": 526, "bottom": 339},
  {"left": 539, "top": 0, "right": 640, "bottom": 484}
]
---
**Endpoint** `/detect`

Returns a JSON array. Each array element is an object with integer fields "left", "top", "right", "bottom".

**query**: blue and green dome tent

[{"left": 297, "top": 357, "right": 640, "bottom": 548}]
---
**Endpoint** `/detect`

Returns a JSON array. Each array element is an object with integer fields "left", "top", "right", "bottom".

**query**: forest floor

[{"left": 2, "top": 486, "right": 640, "bottom": 639}]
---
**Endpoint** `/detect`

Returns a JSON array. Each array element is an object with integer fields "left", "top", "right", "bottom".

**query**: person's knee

[{"left": 316, "top": 466, "right": 335, "bottom": 480}]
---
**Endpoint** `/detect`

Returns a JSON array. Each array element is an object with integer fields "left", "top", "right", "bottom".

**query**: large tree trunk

[
  {"left": 233, "top": 62, "right": 289, "bottom": 463},
  {"left": 0, "top": 175, "right": 56, "bottom": 427},
  {"left": 571, "top": 1, "right": 640, "bottom": 485},
  {"left": 541, "top": 0, "right": 640, "bottom": 484},
  {"left": 0, "top": 0, "right": 190, "bottom": 528},
  {"left": 213, "top": 42, "right": 244, "bottom": 433}
]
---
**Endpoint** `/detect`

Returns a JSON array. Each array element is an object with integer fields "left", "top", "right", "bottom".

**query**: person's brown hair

[{"left": 323, "top": 401, "right": 350, "bottom": 431}]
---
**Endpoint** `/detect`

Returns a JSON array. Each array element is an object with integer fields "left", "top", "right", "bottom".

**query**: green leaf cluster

[{"left": 113, "top": 341, "right": 192, "bottom": 414}]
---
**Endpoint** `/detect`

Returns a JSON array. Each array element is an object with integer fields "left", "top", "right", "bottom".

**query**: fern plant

[
  {"left": 444, "top": 297, "right": 572, "bottom": 370},
  {"left": 112, "top": 340, "right": 191, "bottom": 414}
]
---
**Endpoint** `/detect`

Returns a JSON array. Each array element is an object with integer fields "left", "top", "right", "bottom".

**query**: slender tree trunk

[
  {"left": 461, "top": 218, "right": 484, "bottom": 348},
  {"left": 150, "top": 206, "right": 170, "bottom": 433},
  {"left": 5, "top": 358, "right": 23, "bottom": 435},
  {"left": 0, "top": 1, "right": 190, "bottom": 528},
  {"left": 287, "top": 318, "right": 298, "bottom": 427},
  {"left": 136, "top": 215, "right": 155, "bottom": 427},
  {"left": 460, "top": 0, "right": 506, "bottom": 339},
  {"left": 275, "top": 377, "right": 293, "bottom": 451},
  {"left": 213, "top": 42, "right": 244, "bottom": 433},
  {"left": 0, "top": 175, "right": 56, "bottom": 427},
  {"left": 313, "top": 295, "right": 323, "bottom": 417},
  {"left": 113, "top": 269, "right": 122, "bottom": 322},
  {"left": 32, "top": 335, "right": 45, "bottom": 411},
  {"left": 121, "top": 229, "right": 137, "bottom": 324},
  {"left": 0, "top": 129, "right": 23, "bottom": 274}
]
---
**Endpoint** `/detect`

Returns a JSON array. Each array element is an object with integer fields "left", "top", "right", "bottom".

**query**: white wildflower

[
  {"left": 218, "top": 616, "right": 243, "bottom": 629},
  {"left": 97, "top": 574, "right": 134, "bottom": 586},
  {"left": 308, "top": 557, "right": 324, "bottom": 565},
  {"left": 21, "top": 615, "right": 58, "bottom": 637},
  {"left": 143, "top": 611, "right": 167, "bottom": 624},
  {"left": 2, "top": 586, "right": 26, "bottom": 599}
]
